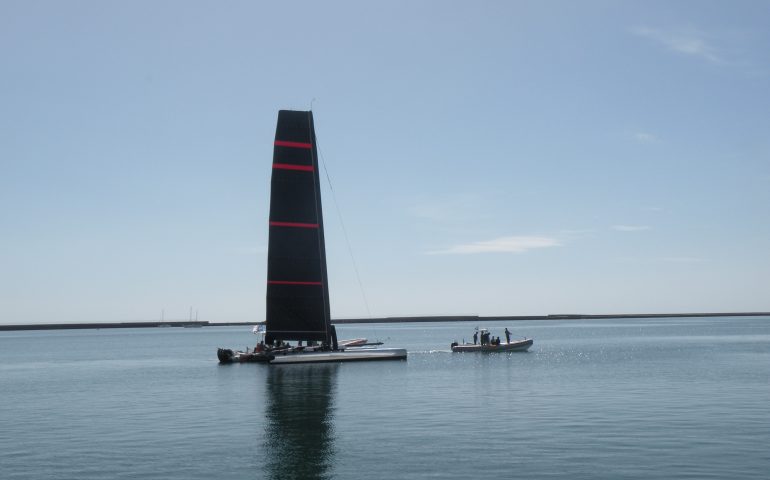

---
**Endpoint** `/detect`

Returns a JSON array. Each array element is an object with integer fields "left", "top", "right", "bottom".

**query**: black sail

[{"left": 265, "top": 110, "right": 332, "bottom": 345}]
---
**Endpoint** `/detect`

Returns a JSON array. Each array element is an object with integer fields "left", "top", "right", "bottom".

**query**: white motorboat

[{"left": 451, "top": 328, "right": 533, "bottom": 353}]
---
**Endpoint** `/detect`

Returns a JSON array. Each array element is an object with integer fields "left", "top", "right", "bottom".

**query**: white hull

[
  {"left": 451, "top": 338, "right": 533, "bottom": 353},
  {"left": 269, "top": 347, "right": 407, "bottom": 364}
]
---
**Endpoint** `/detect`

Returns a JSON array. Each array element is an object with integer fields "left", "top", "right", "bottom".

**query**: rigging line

[
  {"left": 306, "top": 112, "right": 330, "bottom": 340},
  {"left": 315, "top": 137, "right": 373, "bottom": 320}
]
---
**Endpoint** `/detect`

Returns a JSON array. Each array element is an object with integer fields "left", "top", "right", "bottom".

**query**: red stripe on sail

[
  {"left": 274, "top": 140, "right": 312, "bottom": 149},
  {"left": 269, "top": 221, "right": 319, "bottom": 228},
  {"left": 268, "top": 280, "right": 323, "bottom": 286},
  {"left": 273, "top": 163, "right": 314, "bottom": 172}
]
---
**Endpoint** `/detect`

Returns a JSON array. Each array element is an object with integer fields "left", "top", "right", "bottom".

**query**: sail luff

[{"left": 308, "top": 112, "right": 333, "bottom": 344}]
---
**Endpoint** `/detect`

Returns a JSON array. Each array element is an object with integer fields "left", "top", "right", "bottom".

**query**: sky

[{"left": 1, "top": 0, "right": 769, "bottom": 324}]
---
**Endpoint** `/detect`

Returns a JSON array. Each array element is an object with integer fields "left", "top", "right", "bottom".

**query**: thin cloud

[
  {"left": 410, "top": 203, "right": 451, "bottom": 221},
  {"left": 632, "top": 26, "right": 722, "bottom": 64},
  {"left": 618, "top": 255, "right": 708, "bottom": 264},
  {"left": 661, "top": 256, "right": 708, "bottom": 263},
  {"left": 408, "top": 193, "right": 492, "bottom": 223},
  {"left": 634, "top": 132, "right": 658, "bottom": 143},
  {"left": 612, "top": 225, "right": 651, "bottom": 232},
  {"left": 428, "top": 235, "right": 561, "bottom": 255},
  {"left": 559, "top": 228, "right": 597, "bottom": 239}
]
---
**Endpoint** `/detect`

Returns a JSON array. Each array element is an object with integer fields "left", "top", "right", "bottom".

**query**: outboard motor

[{"left": 217, "top": 348, "right": 234, "bottom": 363}]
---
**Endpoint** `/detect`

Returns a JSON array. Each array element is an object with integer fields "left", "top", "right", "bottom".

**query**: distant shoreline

[{"left": 1, "top": 312, "right": 768, "bottom": 331}]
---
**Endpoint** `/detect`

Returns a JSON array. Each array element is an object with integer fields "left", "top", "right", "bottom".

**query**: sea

[{"left": 1, "top": 316, "right": 769, "bottom": 479}]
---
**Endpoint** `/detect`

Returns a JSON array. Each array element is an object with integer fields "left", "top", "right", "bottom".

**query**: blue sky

[{"left": 1, "top": 1, "right": 768, "bottom": 324}]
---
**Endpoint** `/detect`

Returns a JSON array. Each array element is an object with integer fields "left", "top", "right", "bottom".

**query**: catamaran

[{"left": 217, "top": 110, "right": 407, "bottom": 364}]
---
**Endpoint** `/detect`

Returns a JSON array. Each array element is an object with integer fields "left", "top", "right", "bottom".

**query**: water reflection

[{"left": 263, "top": 365, "right": 339, "bottom": 480}]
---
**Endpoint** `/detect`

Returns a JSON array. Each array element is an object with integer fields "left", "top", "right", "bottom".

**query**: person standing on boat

[
  {"left": 473, "top": 331, "right": 478, "bottom": 345},
  {"left": 505, "top": 328, "right": 511, "bottom": 344}
]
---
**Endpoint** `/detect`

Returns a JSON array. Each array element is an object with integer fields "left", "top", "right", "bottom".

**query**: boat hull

[
  {"left": 217, "top": 346, "right": 407, "bottom": 364},
  {"left": 269, "top": 347, "right": 407, "bottom": 364},
  {"left": 218, "top": 348, "right": 274, "bottom": 363},
  {"left": 451, "top": 338, "right": 533, "bottom": 353}
]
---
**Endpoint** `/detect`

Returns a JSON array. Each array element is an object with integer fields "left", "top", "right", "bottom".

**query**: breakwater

[{"left": 1, "top": 312, "right": 768, "bottom": 331}]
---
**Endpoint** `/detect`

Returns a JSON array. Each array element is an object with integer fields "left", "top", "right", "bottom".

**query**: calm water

[{"left": 1, "top": 317, "right": 769, "bottom": 479}]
